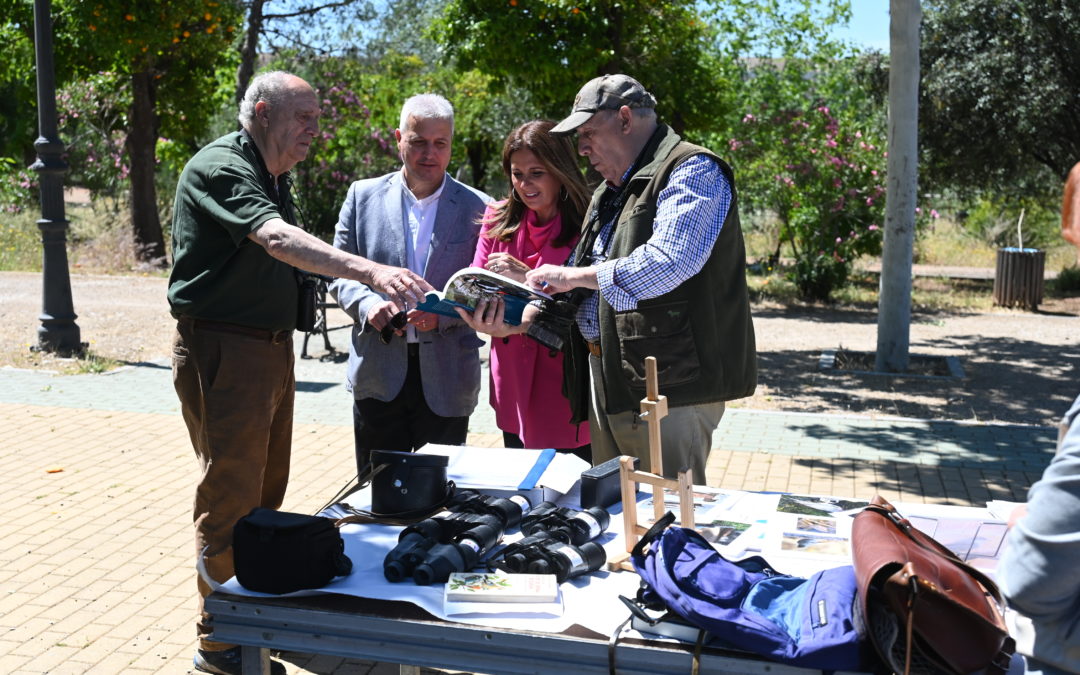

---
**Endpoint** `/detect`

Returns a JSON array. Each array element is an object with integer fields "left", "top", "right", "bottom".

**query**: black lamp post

[{"left": 30, "top": 0, "right": 81, "bottom": 355}]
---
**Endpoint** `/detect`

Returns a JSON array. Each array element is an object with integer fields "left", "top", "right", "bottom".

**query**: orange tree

[{"left": 1, "top": 0, "right": 243, "bottom": 265}]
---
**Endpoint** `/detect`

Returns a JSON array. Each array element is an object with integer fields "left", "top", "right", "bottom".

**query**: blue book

[{"left": 416, "top": 267, "right": 553, "bottom": 326}]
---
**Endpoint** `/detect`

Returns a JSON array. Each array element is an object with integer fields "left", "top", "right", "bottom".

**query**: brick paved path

[{"left": 0, "top": 327, "right": 1056, "bottom": 673}]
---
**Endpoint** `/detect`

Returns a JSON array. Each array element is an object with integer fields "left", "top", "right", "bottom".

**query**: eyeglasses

[{"left": 379, "top": 311, "right": 408, "bottom": 345}]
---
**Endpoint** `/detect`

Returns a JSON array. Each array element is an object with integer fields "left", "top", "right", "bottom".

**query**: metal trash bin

[{"left": 993, "top": 247, "right": 1045, "bottom": 310}]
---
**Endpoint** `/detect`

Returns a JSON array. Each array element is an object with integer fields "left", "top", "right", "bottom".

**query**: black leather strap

[{"left": 607, "top": 613, "right": 634, "bottom": 675}]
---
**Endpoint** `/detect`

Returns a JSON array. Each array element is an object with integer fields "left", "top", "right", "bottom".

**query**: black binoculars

[
  {"left": 488, "top": 530, "right": 607, "bottom": 583},
  {"left": 519, "top": 501, "right": 610, "bottom": 546},
  {"left": 383, "top": 490, "right": 531, "bottom": 585}
]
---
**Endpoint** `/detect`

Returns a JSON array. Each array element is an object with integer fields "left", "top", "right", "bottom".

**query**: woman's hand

[
  {"left": 455, "top": 296, "right": 528, "bottom": 338},
  {"left": 484, "top": 253, "right": 530, "bottom": 283}
]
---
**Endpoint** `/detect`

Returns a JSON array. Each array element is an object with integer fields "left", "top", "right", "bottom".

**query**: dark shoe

[{"left": 193, "top": 646, "right": 286, "bottom": 675}]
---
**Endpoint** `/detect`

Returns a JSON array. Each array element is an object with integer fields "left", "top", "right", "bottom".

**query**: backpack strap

[{"left": 631, "top": 510, "right": 676, "bottom": 559}]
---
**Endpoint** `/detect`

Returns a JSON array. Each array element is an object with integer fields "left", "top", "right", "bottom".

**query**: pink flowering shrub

[
  {"left": 290, "top": 74, "right": 399, "bottom": 236},
  {"left": 729, "top": 105, "right": 889, "bottom": 301},
  {"left": 0, "top": 157, "right": 36, "bottom": 213},
  {"left": 55, "top": 73, "right": 131, "bottom": 199}
]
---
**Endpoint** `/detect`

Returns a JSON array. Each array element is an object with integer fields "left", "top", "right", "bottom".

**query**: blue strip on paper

[{"left": 517, "top": 448, "right": 557, "bottom": 490}]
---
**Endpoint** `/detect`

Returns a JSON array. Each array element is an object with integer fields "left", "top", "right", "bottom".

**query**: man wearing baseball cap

[{"left": 460, "top": 74, "right": 756, "bottom": 480}]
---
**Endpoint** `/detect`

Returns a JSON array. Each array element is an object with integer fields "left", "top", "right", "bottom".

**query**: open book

[{"left": 416, "top": 267, "right": 552, "bottom": 325}]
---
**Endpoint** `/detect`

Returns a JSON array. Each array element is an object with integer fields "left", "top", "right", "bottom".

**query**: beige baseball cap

[{"left": 550, "top": 74, "right": 657, "bottom": 134}]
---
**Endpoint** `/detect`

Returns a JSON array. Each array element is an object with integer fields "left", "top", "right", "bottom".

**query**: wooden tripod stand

[{"left": 607, "top": 357, "right": 694, "bottom": 571}]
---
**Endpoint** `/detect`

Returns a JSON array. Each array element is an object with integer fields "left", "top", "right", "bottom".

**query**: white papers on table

[{"left": 422, "top": 444, "right": 586, "bottom": 495}]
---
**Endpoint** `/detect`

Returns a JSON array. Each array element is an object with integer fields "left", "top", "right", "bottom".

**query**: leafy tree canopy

[
  {"left": 921, "top": 0, "right": 1080, "bottom": 200},
  {"left": 434, "top": 0, "right": 730, "bottom": 135}
]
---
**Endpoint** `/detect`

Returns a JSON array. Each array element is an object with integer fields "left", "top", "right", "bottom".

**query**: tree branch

[{"left": 263, "top": 0, "right": 357, "bottom": 20}]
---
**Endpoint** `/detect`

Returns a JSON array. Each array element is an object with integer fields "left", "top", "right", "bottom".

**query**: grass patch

[
  {"left": 0, "top": 209, "right": 43, "bottom": 271},
  {"left": 70, "top": 350, "right": 123, "bottom": 374},
  {"left": 16, "top": 346, "right": 125, "bottom": 375},
  {"left": 749, "top": 266, "right": 999, "bottom": 311},
  {"left": 0, "top": 197, "right": 169, "bottom": 275}
]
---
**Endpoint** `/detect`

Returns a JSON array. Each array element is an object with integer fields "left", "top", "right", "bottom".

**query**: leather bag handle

[{"left": 863, "top": 501, "right": 1004, "bottom": 605}]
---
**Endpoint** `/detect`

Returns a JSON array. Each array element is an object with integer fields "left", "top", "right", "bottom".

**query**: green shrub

[
  {"left": 960, "top": 195, "right": 1059, "bottom": 251},
  {"left": 1054, "top": 264, "right": 1080, "bottom": 293}
]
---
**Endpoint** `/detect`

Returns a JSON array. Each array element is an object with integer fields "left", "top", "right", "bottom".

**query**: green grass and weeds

[
  {"left": 746, "top": 216, "right": 1079, "bottom": 310},
  {"left": 0, "top": 198, "right": 167, "bottom": 275},
  {"left": 4, "top": 202, "right": 1079, "bottom": 313}
]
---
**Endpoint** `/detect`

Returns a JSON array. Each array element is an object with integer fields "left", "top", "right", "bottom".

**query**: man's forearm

[{"left": 250, "top": 218, "right": 377, "bottom": 283}]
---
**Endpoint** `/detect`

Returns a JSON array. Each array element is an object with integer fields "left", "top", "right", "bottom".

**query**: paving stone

[{"left": 0, "top": 344, "right": 1060, "bottom": 673}]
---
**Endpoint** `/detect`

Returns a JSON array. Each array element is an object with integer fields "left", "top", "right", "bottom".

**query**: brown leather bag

[{"left": 851, "top": 496, "right": 1014, "bottom": 675}]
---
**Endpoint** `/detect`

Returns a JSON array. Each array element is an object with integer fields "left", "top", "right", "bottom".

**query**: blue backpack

[{"left": 631, "top": 513, "right": 871, "bottom": 671}]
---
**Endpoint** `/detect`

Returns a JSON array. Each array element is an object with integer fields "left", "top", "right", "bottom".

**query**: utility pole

[
  {"left": 875, "top": 0, "right": 920, "bottom": 373},
  {"left": 31, "top": 0, "right": 82, "bottom": 355}
]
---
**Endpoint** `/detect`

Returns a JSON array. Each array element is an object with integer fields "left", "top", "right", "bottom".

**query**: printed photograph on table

[
  {"left": 776, "top": 494, "right": 869, "bottom": 518},
  {"left": 637, "top": 486, "right": 740, "bottom": 525},
  {"left": 779, "top": 532, "right": 851, "bottom": 556},
  {"left": 698, "top": 518, "right": 753, "bottom": 547},
  {"left": 796, "top": 516, "right": 837, "bottom": 534},
  {"left": 765, "top": 512, "right": 852, "bottom": 561}
]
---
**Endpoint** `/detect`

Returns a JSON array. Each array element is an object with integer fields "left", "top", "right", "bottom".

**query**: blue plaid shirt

[{"left": 577, "top": 154, "right": 732, "bottom": 341}]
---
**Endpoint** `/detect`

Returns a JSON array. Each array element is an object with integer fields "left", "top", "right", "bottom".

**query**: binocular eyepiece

[
  {"left": 488, "top": 530, "right": 607, "bottom": 583},
  {"left": 519, "top": 502, "right": 610, "bottom": 546}
]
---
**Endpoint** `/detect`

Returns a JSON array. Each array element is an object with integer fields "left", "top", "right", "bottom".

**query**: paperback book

[
  {"left": 415, "top": 267, "right": 552, "bottom": 325},
  {"left": 444, "top": 571, "right": 559, "bottom": 603}
]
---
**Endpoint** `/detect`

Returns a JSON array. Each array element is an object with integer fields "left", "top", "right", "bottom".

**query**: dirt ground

[{"left": 2, "top": 270, "right": 1078, "bottom": 427}]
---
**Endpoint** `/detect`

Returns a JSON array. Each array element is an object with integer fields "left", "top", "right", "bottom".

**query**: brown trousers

[{"left": 172, "top": 319, "right": 294, "bottom": 650}]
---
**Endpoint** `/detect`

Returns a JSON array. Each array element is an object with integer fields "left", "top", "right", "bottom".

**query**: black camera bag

[{"left": 233, "top": 507, "right": 352, "bottom": 594}]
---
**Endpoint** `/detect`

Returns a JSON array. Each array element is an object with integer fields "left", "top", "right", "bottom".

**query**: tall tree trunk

[
  {"left": 126, "top": 69, "right": 166, "bottom": 266},
  {"left": 236, "top": 0, "right": 267, "bottom": 107},
  {"left": 466, "top": 141, "right": 486, "bottom": 192},
  {"left": 875, "top": 0, "right": 921, "bottom": 372}
]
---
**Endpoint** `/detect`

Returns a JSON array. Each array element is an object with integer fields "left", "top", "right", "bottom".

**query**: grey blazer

[{"left": 329, "top": 171, "right": 489, "bottom": 417}]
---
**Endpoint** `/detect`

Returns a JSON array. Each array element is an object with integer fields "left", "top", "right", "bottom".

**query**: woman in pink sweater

[{"left": 471, "top": 120, "right": 591, "bottom": 460}]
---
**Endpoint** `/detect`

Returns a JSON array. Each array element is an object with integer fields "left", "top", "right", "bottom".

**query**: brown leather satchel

[{"left": 851, "top": 496, "right": 1015, "bottom": 675}]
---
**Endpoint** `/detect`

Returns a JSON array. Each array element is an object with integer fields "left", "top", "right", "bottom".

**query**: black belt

[{"left": 183, "top": 317, "right": 292, "bottom": 345}]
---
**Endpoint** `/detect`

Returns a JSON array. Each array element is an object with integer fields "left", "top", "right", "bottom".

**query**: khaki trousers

[
  {"left": 172, "top": 319, "right": 294, "bottom": 650},
  {"left": 587, "top": 353, "right": 724, "bottom": 480}
]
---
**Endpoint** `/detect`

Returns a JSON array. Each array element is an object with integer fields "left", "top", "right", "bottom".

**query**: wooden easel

[{"left": 607, "top": 357, "right": 694, "bottom": 572}]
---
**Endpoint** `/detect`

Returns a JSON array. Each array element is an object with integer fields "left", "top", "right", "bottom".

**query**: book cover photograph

[
  {"left": 416, "top": 267, "right": 552, "bottom": 325},
  {"left": 444, "top": 571, "right": 559, "bottom": 603}
]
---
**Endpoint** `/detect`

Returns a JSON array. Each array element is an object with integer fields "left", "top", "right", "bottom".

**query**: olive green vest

[{"left": 579, "top": 125, "right": 757, "bottom": 414}]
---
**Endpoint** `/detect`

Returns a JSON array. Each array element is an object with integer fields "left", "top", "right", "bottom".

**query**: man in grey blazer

[{"left": 330, "top": 93, "right": 489, "bottom": 478}]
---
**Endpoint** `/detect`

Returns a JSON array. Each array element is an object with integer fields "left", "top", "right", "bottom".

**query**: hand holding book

[
  {"left": 416, "top": 267, "right": 551, "bottom": 327},
  {"left": 484, "top": 253, "right": 530, "bottom": 283}
]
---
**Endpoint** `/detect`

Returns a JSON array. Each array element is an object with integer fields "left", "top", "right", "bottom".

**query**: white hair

[
  {"left": 399, "top": 93, "right": 454, "bottom": 133},
  {"left": 238, "top": 71, "right": 296, "bottom": 129}
]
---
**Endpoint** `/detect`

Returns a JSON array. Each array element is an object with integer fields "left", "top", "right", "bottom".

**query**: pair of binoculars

[
  {"left": 488, "top": 530, "right": 607, "bottom": 583},
  {"left": 382, "top": 491, "right": 532, "bottom": 585},
  {"left": 487, "top": 502, "right": 611, "bottom": 583},
  {"left": 519, "top": 502, "right": 610, "bottom": 546}
]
